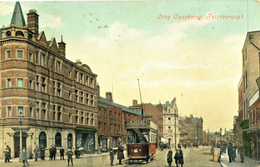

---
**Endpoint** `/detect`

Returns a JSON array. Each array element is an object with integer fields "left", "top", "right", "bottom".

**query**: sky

[{"left": 1, "top": 0, "right": 260, "bottom": 133}]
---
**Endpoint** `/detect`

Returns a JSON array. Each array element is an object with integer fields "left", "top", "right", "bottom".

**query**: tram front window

[{"left": 128, "top": 136, "right": 134, "bottom": 144}]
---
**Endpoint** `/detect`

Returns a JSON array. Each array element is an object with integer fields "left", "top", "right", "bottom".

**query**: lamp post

[
  {"left": 17, "top": 113, "right": 24, "bottom": 161},
  {"left": 220, "top": 128, "right": 222, "bottom": 144}
]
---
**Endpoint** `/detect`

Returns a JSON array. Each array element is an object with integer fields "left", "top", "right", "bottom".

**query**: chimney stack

[
  {"left": 106, "top": 92, "right": 113, "bottom": 101},
  {"left": 165, "top": 101, "right": 169, "bottom": 104},
  {"left": 27, "top": 9, "right": 39, "bottom": 35},
  {"left": 97, "top": 83, "right": 100, "bottom": 98},
  {"left": 58, "top": 35, "right": 66, "bottom": 57},
  {"left": 133, "top": 100, "right": 138, "bottom": 106}
]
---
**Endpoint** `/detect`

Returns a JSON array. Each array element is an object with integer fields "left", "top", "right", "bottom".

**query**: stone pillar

[{"left": 28, "top": 133, "right": 34, "bottom": 159}]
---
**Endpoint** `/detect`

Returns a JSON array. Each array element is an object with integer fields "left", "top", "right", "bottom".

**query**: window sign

[{"left": 88, "top": 134, "right": 94, "bottom": 151}]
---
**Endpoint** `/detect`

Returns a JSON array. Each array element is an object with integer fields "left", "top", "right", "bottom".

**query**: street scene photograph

[{"left": 0, "top": 0, "right": 260, "bottom": 167}]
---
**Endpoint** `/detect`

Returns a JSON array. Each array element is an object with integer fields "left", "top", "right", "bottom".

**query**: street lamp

[{"left": 17, "top": 112, "right": 24, "bottom": 161}]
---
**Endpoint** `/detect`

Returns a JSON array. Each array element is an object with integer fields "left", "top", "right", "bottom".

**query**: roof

[
  {"left": 161, "top": 99, "right": 175, "bottom": 110},
  {"left": 98, "top": 96, "right": 149, "bottom": 116},
  {"left": 224, "top": 131, "right": 234, "bottom": 136},
  {"left": 178, "top": 116, "right": 186, "bottom": 120},
  {"left": 10, "top": 2, "right": 26, "bottom": 27},
  {"left": 206, "top": 132, "right": 215, "bottom": 136},
  {"left": 191, "top": 118, "right": 197, "bottom": 124}
]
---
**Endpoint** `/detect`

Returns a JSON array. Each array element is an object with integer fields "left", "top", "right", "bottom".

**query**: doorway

[{"left": 14, "top": 133, "right": 27, "bottom": 158}]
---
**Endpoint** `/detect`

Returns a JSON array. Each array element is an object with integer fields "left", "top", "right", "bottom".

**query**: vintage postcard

[{"left": 0, "top": 0, "right": 259, "bottom": 167}]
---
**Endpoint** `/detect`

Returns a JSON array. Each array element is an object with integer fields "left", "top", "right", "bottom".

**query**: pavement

[{"left": 220, "top": 149, "right": 260, "bottom": 167}]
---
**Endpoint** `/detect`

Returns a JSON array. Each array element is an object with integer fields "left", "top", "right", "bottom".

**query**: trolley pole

[{"left": 137, "top": 79, "right": 143, "bottom": 119}]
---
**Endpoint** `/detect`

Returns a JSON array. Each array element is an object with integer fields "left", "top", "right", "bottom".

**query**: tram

[{"left": 125, "top": 116, "right": 157, "bottom": 163}]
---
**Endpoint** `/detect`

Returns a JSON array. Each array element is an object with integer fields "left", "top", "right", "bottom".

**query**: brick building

[
  {"left": 0, "top": 2, "right": 98, "bottom": 159},
  {"left": 97, "top": 92, "right": 148, "bottom": 151}
]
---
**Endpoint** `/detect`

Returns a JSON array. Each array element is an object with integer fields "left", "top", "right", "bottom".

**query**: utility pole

[
  {"left": 175, "top": 109, "right": 177, "bottom": 150},
  {"left": 197, "top": 120, "right": 198, "bottom": 144}
]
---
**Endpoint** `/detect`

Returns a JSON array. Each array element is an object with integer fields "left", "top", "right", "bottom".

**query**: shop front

[{"left": 76, "top": 128, "right": 97, "bottom": 154}]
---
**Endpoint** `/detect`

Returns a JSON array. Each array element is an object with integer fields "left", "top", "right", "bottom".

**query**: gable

[
  {"left": 49, "top": 38, "right": 59, "bottom": 50},
  {"left": 37, "top": 31, "right": 48, "bottom": 46}
]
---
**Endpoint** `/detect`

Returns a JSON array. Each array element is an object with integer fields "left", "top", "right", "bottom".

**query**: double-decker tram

[{"left": 125, "top": 116, "right": 158, "bottom": 163}]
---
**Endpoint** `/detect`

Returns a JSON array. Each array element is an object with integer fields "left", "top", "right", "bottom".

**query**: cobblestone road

[{"left": 0, "top": 146, "right": 221, "bottom": 167}]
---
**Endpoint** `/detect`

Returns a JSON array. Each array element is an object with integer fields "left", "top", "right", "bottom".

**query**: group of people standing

[
  {"left": 109, "top": 142, "right": 125, "bottom": 166},
  {"left": 167, "top": 148, "right": 184, "bottom": 167},
  {"left": 227, "top": 142, "right": 246, "bottom": 163}
]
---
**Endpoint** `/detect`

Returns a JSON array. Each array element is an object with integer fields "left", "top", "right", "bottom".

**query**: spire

[{"left": 10, "top": 2, "right": 26, "bottom": 27}]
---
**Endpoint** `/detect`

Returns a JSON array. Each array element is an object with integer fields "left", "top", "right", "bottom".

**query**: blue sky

[{"left": 1, "top": 0, "right": 259, "bottom": 132}]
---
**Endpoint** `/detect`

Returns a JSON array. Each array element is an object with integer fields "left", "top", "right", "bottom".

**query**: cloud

[
  {"left": 40, "top": 13, "right": 63, "bottom": 29},
  {"left": 147, "top": 13, "right": 212, "bottom": 48},
  {"left": 223, "top": 35, "right": 244, "bottom": 52},
  {"left": 0, "top": 2, "right": 14, "bottom": 16},
  {"left": 84, "top": 21, "right": 143, "bottom": 47}
]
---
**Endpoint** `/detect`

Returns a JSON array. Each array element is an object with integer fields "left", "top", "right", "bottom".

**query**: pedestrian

[
  {"left": 34, "top": 145, "right": 39, "bottom": 161},
  {"left": 3, "top": 148, "right": 10, "bottom": 162},
  {"left": 232, "top": 143, "right": 237, "bottom": 162},
  {"left": 7, "top": 145, "right": 11, "bottom": 160},
  {"left": 227, "top": 143, "right": 233, "bottom": 163},
  {"left": 174, "top": 149, "right": 180, "bottom": 167},
  {"left": 179, "top": 149, "right": 184, "bottom": 167},
  {"left": 167, "top": 149, "right": 173, "bottom": 167},
  {"left": 178, "top": 143, "right": 181, "bottom": 149},
  {"left": 117, "top": 143, "right": 124, "bottom": 165},
  {"left": 109, "top": 148, "right": 114, "bottom": 166},
  {"left": 60, "top": 148, "right": 65, "bottom": 160},
  {"left": 40, "top": 145, "right": 45, "bottom": 160},
  {"left": 52, "top": 145, "right": 57, "bottom": 160},
  {"left": 21, "top": 147, "right": 29, "bottom": 166},
  {"left": 49, "top": 146, "right": 53, "bottom": 160},
  {"left": 238, "top": 144, "right": 245, "bottom": 163},
  {"left": 66, "top": 148, "right": 73, "bottom": 166}
]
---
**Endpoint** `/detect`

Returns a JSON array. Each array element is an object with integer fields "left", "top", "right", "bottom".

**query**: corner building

[{"left": 0, "top": 2, "right": 98, "bottom": 159}]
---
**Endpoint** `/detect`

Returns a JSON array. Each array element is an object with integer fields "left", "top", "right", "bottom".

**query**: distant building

[
  {"left": 178, "top": 115, "right": 204, "bottom": 145},
  {"left": 223, "top": 129, "right": 234, "bottom": 144}
]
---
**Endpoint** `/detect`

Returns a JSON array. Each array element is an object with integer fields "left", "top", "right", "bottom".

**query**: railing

[{"left": 125, "top": 119, "right": 150, "bottom": 128}]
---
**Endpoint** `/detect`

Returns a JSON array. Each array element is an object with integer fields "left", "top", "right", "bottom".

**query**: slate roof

[
  {"left": 224, "top": 131, "right": 234, "bottom": 136},
  {"left": 98, "top": 96, "right": 149, "bottom": 116},
  {"left": 10, "top": 2, "right": 26, "bottom": 26},
  {"left": 161, "top": 100, "right": 175, "bottom": 110},
  {"left": 178, "top": 116, "right": 186, "bottom": 120}
]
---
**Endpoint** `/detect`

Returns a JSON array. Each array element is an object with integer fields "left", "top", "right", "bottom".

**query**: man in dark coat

[
  {"left": 66, "top": 148, "right": 73, "bottom": 166},
  {"left": 167, "top": 150, "right": 173, "bottom": 167},
  {"left": 179, "top": 149, "right": 184, "bottom": 167},
  {"left": 52, "top": 145, "right": 57, "bottom": 160},
  {"left": 7, "top": 145, "right": 11, "bottom": 160},
  {"left": 227, "top": 143, "right": 233, "bottom": 163},
  {"left": 117, "top": 143, "right": 124, "bottom": 165},
  {"left": 174, "top": 149, "right": 180, "bottom": 167},
  {"left": 232, "top": 143, "right": 237, "bottom": 162},
  {"left": 4, "top": 148, "right": 10, "bottom": 162},
  {"left": 40, "top": 145, "right": 45, "bottom": 160},
  {"left": 238, "top": 145, "right": 245, "bottom": 163},
  {"left": 109, "top": 148, "right": 114, "bottom": 166},
  {"left": 60, "top": 148, "right": 64, "bottom": 160},
  {"left": 49, "top": 146, "right": 53, "bottom": 160},
  {"left": 34, "top": 145, "right": 39, "bottom": 161}
]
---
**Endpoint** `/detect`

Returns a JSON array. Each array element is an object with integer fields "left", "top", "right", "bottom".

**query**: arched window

[
  {"left": 39, "top": 132, "right": 47, "bottom": 148},
  {"left": 15, "top": 31, "right": 24, "bottom": 37},
  {"left": 55, "top": 132, "right": 62, "bottom": 147},
  {"left": 6, "top": 31, "right": 11, "bottom": 37},
  {"left": 28, "top": 34, "right": 32, "bottom": 39},
  {"left": 67, "top": 134, "right": 73, "bottom": 149}
]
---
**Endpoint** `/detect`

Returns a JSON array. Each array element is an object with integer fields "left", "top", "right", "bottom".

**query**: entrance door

[{"left": 14, "top": 133, "right": 27, "bottom": 158}]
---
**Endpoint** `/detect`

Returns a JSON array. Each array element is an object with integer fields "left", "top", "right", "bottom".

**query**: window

[
  {"left": 119, "top": 113, "right": 121, "bottom": 120},
  {"left": 28, "top": 52, "right": 32, "bottom": 61},
  {"left": 8, "top": 107, "right": 11, "bottom": 117},
  {"left": 41, "top": 77, "right": 46, "bottom": 92},
  {"left": 35, "top": 51, "right": 39, "bottom": 64},
  {"left": 29, "top": 80, "right": 32, "bottom": 89},
  {"left": 104, "top": 110, "right": 106, "bottom": 118},
  {"left": 42, "top": 103, "right": 46, "bottom": 119},
  {"left": 81, "top": 92, "right": 83, "bottom": 103},
  {"left": 53, "top": 81, "right": 55, "bottom": 95},
  {"left": 168, "top": 118, "right": 171, "bottom": 123},
  {"left": 68, "top": 71, "right": 71, "bottom": 78},
  {"left": 86, "top": 93, "right": 89, "bottom": 104},
  {"left": 81, "top": 117, "right": 84, "bottom": 124},
  {"left": 36, "top": 83, "right": 39, "bottom": 91},
  {"left": 36, "top": 102, "right": 39, "bottom": 118},
  {"left": 76, "top": 116, "right": 78, "bottom": 124},
  {"left": 7, "top": 51, "right": 10, "bottom": 59},
  {"left": 7, "top": 79, "right": 11, "bottom": 87},
  {"left": 17, "top": 78, "right": 23, "bottom": 87},
  {"left": 17, "top": 50, "right": 22, "bottom": 59},
  {"left": 87, "top": 118, "right": 89, "bottom": 125},
  {"left": 80, "top": 73, "right": 83, "bottom": 83},
  {"left": 69, "top": 92, "right": 71, "bottom": 100},
  {"left": 57, "top": 83, "right": 61, "bottom": 97},
  {"left": 52, "top": 59, "right": 55, "bottom": 71},
  {"left": 75, "top": 71, "right": 78, "bottom": 81},
  {"left": 110, "top": 124, "right": 112, "bottom": 134},
  {"left": 18, "top": 106, "right": 23, "bottom": 115},
  {"left": 99, "top": 122, "right": 101, "bottom": 133},
  {"left": 55, "top": 133, "right": 62, "bottom": 147},
  {"left": 57, "top": 61, "right": 60, "bottom": 73},
  {"left": 90, "top": 78, "right": 93, "bottom": 87},
  {"left": 58, "top": 112, "right": 61, "bottom": 121},
  {"left": 109, "top": 111, "right": 112, "bottom": 118},
  {"left": 29, "top": 107, "right": 32, "bottom": 118},
  {"left": 85, "top": 76, "right": 89, "bottom": 85},
  {"left": 114, "top": 112, "right": 116, "bottom": 119},
  {"left": 39, "top": 132, "right": 46, "bottom": 148},
  {"left": 104, "top": 123, "right": 107, "bottom": 133},
  {"left": 41, "top": 54, "right": 45, "bottom": 67},
  {"left": 91, "top": 95, "right": 94, "bottom": 106},
  {"left": 75, "top": 90, "right": 78, "bottom": 102}
]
